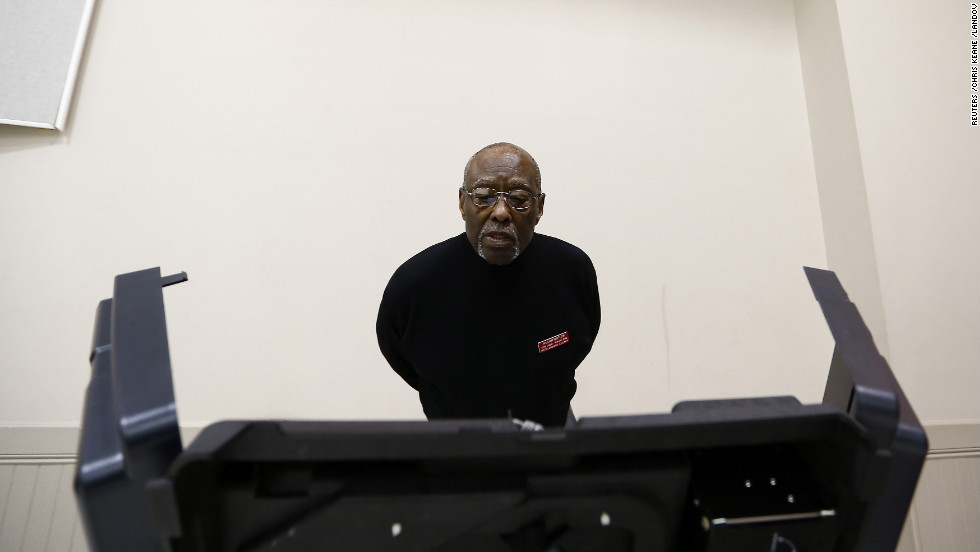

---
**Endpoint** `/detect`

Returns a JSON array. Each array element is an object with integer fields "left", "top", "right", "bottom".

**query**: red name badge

[{"left": 538, "top": 331, "right": 570, "bottom": 353}]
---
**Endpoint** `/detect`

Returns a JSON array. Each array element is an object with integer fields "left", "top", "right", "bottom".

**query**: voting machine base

[{"left": 74, "top": 267, "right": 927, "bottom": 552}]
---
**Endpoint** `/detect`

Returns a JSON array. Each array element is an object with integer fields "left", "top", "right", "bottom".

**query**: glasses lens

[
  {"left": 471, "top": 188, "right": 495, "bottom": 207},
  {"left": 506, "top": 191, "right": 532, "bottom": 210}
]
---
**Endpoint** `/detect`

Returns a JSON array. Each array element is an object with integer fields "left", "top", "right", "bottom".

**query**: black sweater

[{"left": 377, "top": 233, "right": 600, "bottom": 427}]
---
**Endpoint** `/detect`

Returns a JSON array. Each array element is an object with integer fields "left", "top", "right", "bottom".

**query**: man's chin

[
  {"left": 479, "top": 243, "right": 520, "bottom": 265},
  {"left": 482, "top": 251, "right": 518, "bottom": 265}
]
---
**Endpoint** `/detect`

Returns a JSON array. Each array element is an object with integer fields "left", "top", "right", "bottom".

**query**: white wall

[
  {"left": 833, "top": 0, "right": 980, "bottom": 423},
  {"left": 4, "top": 0, "right": 958, "bottom": 432},
  {"left": 794, "top": 0, "right": 979, "bottom": 425}
]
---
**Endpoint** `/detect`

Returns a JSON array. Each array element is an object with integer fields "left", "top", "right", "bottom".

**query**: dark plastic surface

[
  {"left": 805, "top": 266, "right": 928, "bottom": 552},
  {"left": 74, "top": 266, "right": 927, "bottom": 552},
  {"left": 74, "top": 267, "right": 187, "bottom": 552},
  {"left": 154, "top": 409, "right": 874, "bottom": 552}
]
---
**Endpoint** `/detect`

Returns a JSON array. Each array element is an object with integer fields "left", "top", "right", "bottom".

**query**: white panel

[
  {"left": 894, "top": 511, "right": 918, "bottom": 552},
  {"left": 0, "top": 464, "right": 37, "bottom": 551},
  {"left": 69, "top": 514, "right": 87, "bottom": 552},
  {"left": 0, "top": 465, "right": 14, "bottom": 527},
  {"left": 0, "top": 0, "right": 96, "bottom": 130},
  {"left": 44, "top": 465, "right": 78, "bottom": 552},
  {"left": 20, "top": 465, "right": 62, "bottom": 552},
  {"left": 913, "top": 455, "right": 980, "bottom": 552}
]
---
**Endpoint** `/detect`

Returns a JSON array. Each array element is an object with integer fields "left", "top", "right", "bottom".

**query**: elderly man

[{"left": 376, "top": 143, "right": 600, "bottom": 427}]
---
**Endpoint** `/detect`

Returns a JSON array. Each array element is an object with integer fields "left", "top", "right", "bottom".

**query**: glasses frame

[{"left": 461, "top": 187, "right": 542, "bottom": 212}]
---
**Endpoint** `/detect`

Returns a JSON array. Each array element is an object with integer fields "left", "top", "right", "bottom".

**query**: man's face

[{"left": 459, "top": 147, "right": 545, "bottom": 266}]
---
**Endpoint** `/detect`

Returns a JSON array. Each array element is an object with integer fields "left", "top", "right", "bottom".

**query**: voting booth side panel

[
  {"left": 806, "top": 266, "right": 929, "bottom": 552},
  {"left": 74, "top": 268, "right": 187, "bottom": 552}
]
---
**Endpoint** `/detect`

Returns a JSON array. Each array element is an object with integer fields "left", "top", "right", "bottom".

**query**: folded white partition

[{"left": 0, "top": 0, "right": 96, "bottom": 130}]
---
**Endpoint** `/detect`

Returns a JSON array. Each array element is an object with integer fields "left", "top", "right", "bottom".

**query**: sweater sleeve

[
  {"left": 583, "top": 257, "right": 601, "bottom": 342},
  {"left": 376, "top": 281, "right": 421, "bottom": 391},
  {"left": 589, "top": 267, "right": 601, "bottom": 342}
]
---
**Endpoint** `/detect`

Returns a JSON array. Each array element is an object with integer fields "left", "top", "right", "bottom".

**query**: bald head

[{"left": 463, "top": 143, "right": 541, "bottom": 193}]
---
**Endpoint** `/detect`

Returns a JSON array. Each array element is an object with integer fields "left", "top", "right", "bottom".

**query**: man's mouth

[
  {"left": 483, "top": 231, "right": 516, "bottom": 246},
  {"left": 476, "top": 224, "right": 522, "bottom": 262}
]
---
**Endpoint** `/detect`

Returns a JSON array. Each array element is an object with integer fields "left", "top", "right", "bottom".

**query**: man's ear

[
  {"left": 459, "top": 187, "right": 466, "bottom": 220},
  {"left": 535, "top": 193, "right": 545, "bottom": 224}
]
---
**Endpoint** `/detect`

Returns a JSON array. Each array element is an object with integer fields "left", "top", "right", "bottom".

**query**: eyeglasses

[{"left": 462, "top": 187, "right": 541, "bottom": 211}]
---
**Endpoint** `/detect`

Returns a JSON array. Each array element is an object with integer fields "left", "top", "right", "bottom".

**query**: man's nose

[{"left": 489, "top": 197, "right": 512, "bottom": 222}]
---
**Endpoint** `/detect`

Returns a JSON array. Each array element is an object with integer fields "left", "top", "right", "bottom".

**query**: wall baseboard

[
  {"left": 0, "top": 425, "right": 206, "bottom": 460},
  {"left": 921, "top": 422, "right": 980, "bottom": 456}
]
